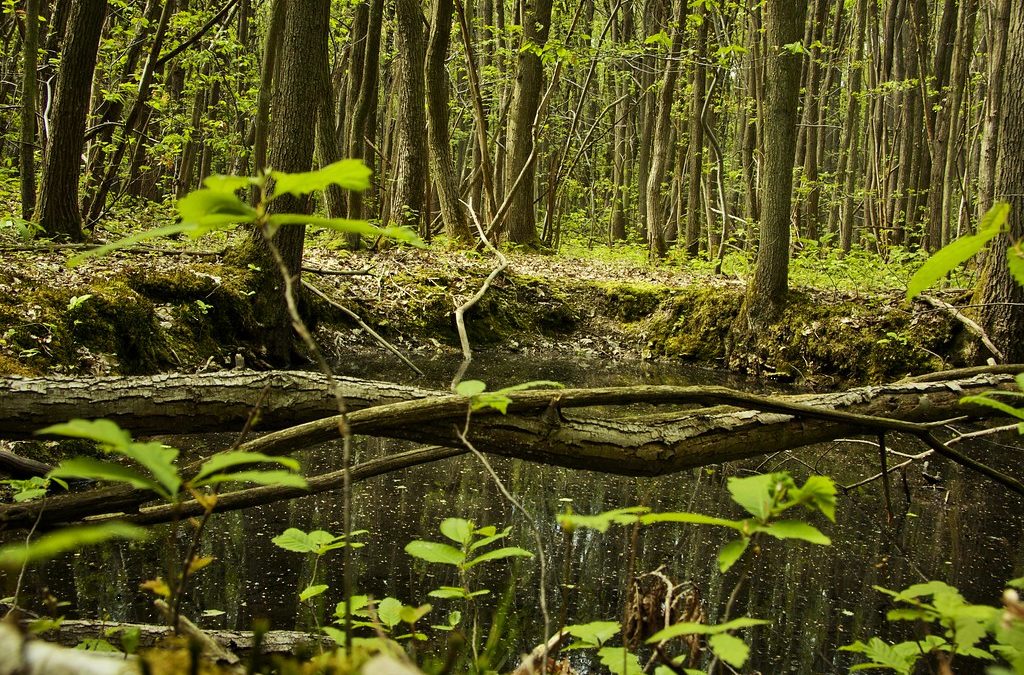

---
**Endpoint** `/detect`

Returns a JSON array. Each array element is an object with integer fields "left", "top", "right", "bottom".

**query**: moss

[
  {"left": 642, "top": 287, "right": 745, "bottom": 361},
  {"left": 595, "top": 281, "right": 670, "bottom": 322}
]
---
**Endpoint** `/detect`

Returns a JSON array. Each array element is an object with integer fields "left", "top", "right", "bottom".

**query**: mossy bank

[{"left": 0, "top": 248, "right": 962, "bottom": 385}]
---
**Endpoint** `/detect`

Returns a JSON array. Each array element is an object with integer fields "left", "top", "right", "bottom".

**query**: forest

[{"left": 0, "top": 0, "right": 1023, "bottom": 672}]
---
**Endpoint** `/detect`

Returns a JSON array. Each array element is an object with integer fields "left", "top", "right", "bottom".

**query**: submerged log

[{"left": 0, "top": 371, "right": 1019, "bottom": 530}]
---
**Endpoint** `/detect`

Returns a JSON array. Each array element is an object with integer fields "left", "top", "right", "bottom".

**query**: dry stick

[
  {"left": 451, "top": 201, "right": 508, "bottom": 388},
  {"left": 155, "top": 0, "right": 240, "bottom": 67},
  {"left": 98, "top": 446, "right": 466, "bottom": 527},
  {"left": 301, "top": 265, "right": 372, "bottom": 276},
  {"left": 917, "top": 294, "right": 1005, "bottom": 362},
  {"left": 902, "top": 363, "right": 1024, "bottom": 382},
  {"left": 3, "top": 499, "right": 45, "bottom": 619},
  {"left": 0, "top": 243, "right": 225, "bottom": 256},
  {"left": 302, "top": 279, "right": 424, "bottom": 377},
  {"left": 153, "top": 599, "right": 242, "bottom": 670}
]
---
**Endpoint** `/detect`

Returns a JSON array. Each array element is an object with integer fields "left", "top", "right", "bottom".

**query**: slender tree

[
  {"left": 388, "top": 0, "right": 429, "bottom": 230},
  {"left": 741, "top": 0, "right": 808, "bottom": 325},
  {"left": 19, "top": 0, "right": 40, "bottom": 220},
  {"left": 33, "top": 0, "right": 107, "bottom": 241}
]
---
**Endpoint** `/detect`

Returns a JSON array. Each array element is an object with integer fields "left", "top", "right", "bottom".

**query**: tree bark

[
  {"left": 684, "top": 3, "right": 708, "bottom": 257},
  {"left": 235, "top": 0, "right": 328, "bottom": 365},
  {"left": 741, "top": 0, "right": 808, "bottom": 325},
  {"left": 388, "top": 0, "right": 429, "bottom": 231},
  {"left": 32, "top": 0, "right": 107, "bottom": 241},
  {"left": 503, "top": 0, "right": 555, "bottom": 246},
  {"left": 425, "top": 0, "right": 473, "bottom": 243},
  {"left": 19, "top": 0, "right": 40, "bottom": 220},
  {"left": 976, "top": 0, "right": 1024, "bottom": 363}
]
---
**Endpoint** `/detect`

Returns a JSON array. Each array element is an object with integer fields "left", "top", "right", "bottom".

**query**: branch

[{"left": 917, "top": 294, "right": 1005, "bottom": 362}]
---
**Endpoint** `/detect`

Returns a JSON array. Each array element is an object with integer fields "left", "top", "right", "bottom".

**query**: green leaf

[
  {"left": 464, "top": 546, "right": 534, "bottom": 569},
  {"left": 197, "top": 469, "right": 308, "bottom": 490},
  {"left": 708, "top": 634, "right": 750, "bottom": 668},
  {"left": 271, "top": 214, "right": 425, "bottom": 248},
  {"left": 178, "top": 189, "right": 258, "bottom": 231},
  {"left": 405, "top": 540, "right": 465, "bottom": 566},
  {"left": 559, "top": 506, "right": 650, "bottom": 532},
  {"left": 49, "top": 457, "right": 162, "bottom": 496},
  {"left": 455, "top": 380, "right": 487, "bottom": 396},
  {"left": 597, "top": 647, "right": 645, "bottom": 675},
  {"left": 322, "top": 626, "right": 347, "bottom": 645},
  {"left": 471, "top": 393, "right": 512, "bottom": 413},
  {"left": 782, "top": 41, "right": 806, "bottom": 54},
  {"left": 376, "top": 597, "right": 403, "bottom": 628},
  {"left": 439, "top": 518, "right": 474, "bottom": 545},
  {"left": 960, "top": 394, "right": 1024, "bottom": 421},
  {"left": 756, "top": 520, "right": 831, "bottom": 545},
  {"left": 67, "top": 223, "right": 200, "bottom": 267},
  {"left": 271, "top": 159, "right": 372, "bottom": 196},
  {"left": 398, "top": 603, "right": 431, "bottom": 625},
  {"left": 119, "top": 442, "right": 181, "bottom": 498},
  {"left": 792, "top": 475, "right": 837, "bottom": 521},
  {"left": 717, "top": 538, "right": 749, "bottom": 572},
  {"left": 906, "top": 202, "right": 1009, "bottom": 300},
  {"left": 202, "top": 174, "right": 257, "bottom": 193},
  {"left": 564, "top": 621, "right": 620, "bottom": 647},
  {"left": 727, "top": 473, "right": 782, "bottom": 520},
  {"left": 470, "top": 526, "right": 512, "bottom": 551},
  {"left": 1008, "top": 577, "right": 1024, "bottom": 590},
  {"left": 1007, "top": 241, "right": 1024, "bottom": 288},
  {"left": 299, "top": 584, "right": 329, "bottom": 602},
  {"left": 647, "top": 617, "right": 769, "bottom": 643},
  {"left": 37, "top": 419, "right": 132, "bottom": 450},
  {"left": 640, "top": 512, "right": 745, "bottom": 530},
  {"left": 0, "top": 522, "right": 148, "bottom": 568},
  {"left": 194, "top": 452, "right": 301, "bottom": 484},
  {"left": 272, "top": 528, "right": 317, "bottom": 553}
]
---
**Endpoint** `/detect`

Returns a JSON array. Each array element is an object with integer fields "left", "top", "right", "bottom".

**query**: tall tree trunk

[
  {"left": 503, "top": 0, "right": 555, "bottom": 245},
  {"left": 741, "top": 0, "right": 808, "bottom": 324},
  {"left": 345, "top": 0, "right": 383, "bottom": 239},
  {"left": 388, "top": 0, "right": 428, "bottom": 230},
  {"left": 975, "top": 0, "right": 1024, "bottom": 362},
  {"left": 684, "top": 1, "right": 708, "bottom": 256},
  {"left": 19, "top": 0, "right": 40, "bottom": 220},
  {"left": 645, "top": 0, "right": 688, "bottom": 258},
  {"left": 33, "top": 0, "right": 107, "bottom": 241},
  {"left": 832, "top": 0, "right": 867, "bottom": 252},
  {"left": 977, "top": 0, "right": 1010, "bottom": 215},
  {"left": 425, "top": 0, "right": 472, "bottom": 243},
  {"left": 235, "top": 0, "right": 328, "bottom": 365}
]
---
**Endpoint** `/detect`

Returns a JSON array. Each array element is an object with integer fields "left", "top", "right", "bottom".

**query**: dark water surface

[{"left": 15, "top": 354, "right": 1024, "bottom": 673}]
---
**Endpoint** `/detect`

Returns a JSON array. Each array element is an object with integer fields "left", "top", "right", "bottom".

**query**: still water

[{"left": 21, "top": 354, "right": 1024, "bottom": 673}]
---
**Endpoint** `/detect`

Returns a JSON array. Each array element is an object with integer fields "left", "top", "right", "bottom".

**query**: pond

[{"left": 12, "top": 353, "right": 1024, "bottom": 673}]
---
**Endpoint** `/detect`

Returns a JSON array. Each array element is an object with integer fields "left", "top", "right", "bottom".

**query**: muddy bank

[{"left": 0, "top": 246, "right": 961, "bottom": 384}]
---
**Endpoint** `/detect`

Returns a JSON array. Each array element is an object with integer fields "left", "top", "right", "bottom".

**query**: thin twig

[{"left": 302, "top": 279, "right": 423, "bottom": 376}]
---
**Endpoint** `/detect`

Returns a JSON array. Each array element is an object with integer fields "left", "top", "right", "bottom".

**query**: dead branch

[{"left": 917, "top": 295, "right": 1005, "bottom": 362}]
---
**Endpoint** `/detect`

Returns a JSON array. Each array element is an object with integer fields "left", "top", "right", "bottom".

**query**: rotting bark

[{"left": 1, "top": 371, "right": 1019, "bottom": 530}]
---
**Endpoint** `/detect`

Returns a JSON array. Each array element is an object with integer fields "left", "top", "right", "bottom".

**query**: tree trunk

[
  {"left": 19, "top": 0, "right": 40, "bottom": 220},
  {"left": 33, "top": 0, "right": 107, "bottom": 241},
  {"left": 503, "top": 0, "right": 555, "bottom": 246},
  {"left": 388, "top": 0, "right": 429, "bottom": 231},
  {"left": 741, "top": 0, "right": 808, "bottom": 325},
  {"left": 684, "top": 1, "right": 708, "bottom": 257},
  {"left": 235, "top": 0, "right": 328, "bottom": 365},
  {"left": 976, "top": 0, "right": 1024, "bottom": 363},
  {"left": 645, "top": 0, "right": 688, "bottom": 258},
  {"left": 425, "top": 0, "right": 473, "bottom": 243},
  {"left": 977, "top": 0, "right": 1010, "bottom": 215}
]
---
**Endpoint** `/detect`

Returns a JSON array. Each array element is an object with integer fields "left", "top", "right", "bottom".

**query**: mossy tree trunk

[
  {"left": 19, "top": 0, "right": 39, "bottom": 220},
  {"left": 33, "top": 0, "right": 107, "bottom": 241},
  {"left": 237, "top": 0, "right": 328, "bottom": 365}
]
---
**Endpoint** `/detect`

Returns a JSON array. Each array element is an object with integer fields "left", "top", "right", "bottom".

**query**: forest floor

[{"left": 0, "top": 221, "right": 971, "bottom": 386}]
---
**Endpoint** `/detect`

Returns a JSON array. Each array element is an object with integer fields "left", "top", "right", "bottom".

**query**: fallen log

[
  {"left": 35, "top": 619, "right": 331, "bottom": 656},
  {"left": 0, "top": 372, "right": 1019, "bottom": 530},
  {"left": 0, "top": 371, "right": 433, "bottom": 439}
]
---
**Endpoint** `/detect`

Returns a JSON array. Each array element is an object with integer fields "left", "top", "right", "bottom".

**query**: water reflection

[{"left": 14, "top": 354, "right": 1024, "bottom": 673}]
